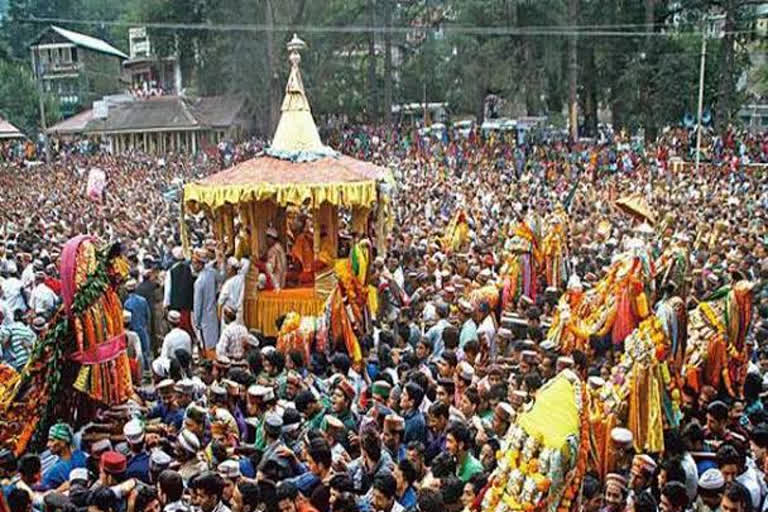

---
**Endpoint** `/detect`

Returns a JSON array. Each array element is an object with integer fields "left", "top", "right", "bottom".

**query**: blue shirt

[
  {"left": 124, "top": 293, "right": 151, "bottom": 355},
  {"left": 125, "top": 451, "right": 150, "bottom": 483},
  {"left": 403, "top": 408, "right": 427, "bottom": 445},
  {"left": 42, "top": 450, "right": 87, "bottom": 490},
  {"left": 399, "top": 486, "right": 417, "bottom": 509}
]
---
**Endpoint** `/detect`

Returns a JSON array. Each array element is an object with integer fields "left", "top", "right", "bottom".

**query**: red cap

[
  {"left": 337, "top": 378, "right": 356, "bottom": 400},
  {"left": 100, "top": 451, "right": 127, "bottom": 475}
]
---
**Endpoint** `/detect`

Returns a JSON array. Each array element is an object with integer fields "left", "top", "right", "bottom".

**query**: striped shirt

[{"left": 0, "top": 321, "right": 36, "bottom": 371}]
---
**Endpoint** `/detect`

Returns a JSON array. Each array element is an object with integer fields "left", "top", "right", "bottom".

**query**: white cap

[
  {"left": 172, "top": 246, "right": 184, "bottom": 260},
  {"left": 69, "top": 467, "right": 88, "bottom": 483},
  {"left": 123, "top": 419, "right": 145, "bottom": 445},
  {"left": 698, "top": 468, "right": 725, "bottom": 490}
]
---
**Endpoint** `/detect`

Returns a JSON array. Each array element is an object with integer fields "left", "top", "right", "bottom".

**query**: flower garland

[{"left": 0, "top": 247, "right": 118, "bottom": 454}]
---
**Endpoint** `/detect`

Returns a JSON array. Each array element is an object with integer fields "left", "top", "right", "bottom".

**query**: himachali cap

[
  {"left": 611, "top": 427, "right": 634, "bottom": 447},
  {"left": 123, "top": 419, "right": 145, "bottom": 445},
  {"left": 125, "top": 279, "right": 138, "bottom": 291},
  {"left": 150, "top": 450, "right": 172, "bottom": 470},
  {"left": 175, "top": 378, "right": 195, "bottom": 395},
  {"left": 605, "top": 473, "right": 628, "bottom": 491},
  {"left": 336, "top": 378, "right": 356, "bottom": 400},
  {"left": 167, "top": 310, "right": 181, "bottom": 324},
  {"left": 588, "top": 376, "right": 606, "bottom": 389},
  {"left": 49, "top": 422, "right": 73, "bottom": 444},
  {"left": 698, "top": 468, "right": 725, "bottom": 490},
  {"left": 458, "top": 299, "right": 474, "bottom": 314},
  {"left": 632, "top": 454, "right": 658, "bottom": 475},
  {"left": 458, "top": 362, "right": 475, "bottom": 382},
  {"left": 172, "top": 246, "right": 184, "bottom": 260},
  {"left": 556, "top": 356, "right": 574, "bottom": 369},
  {"left": 178, "top": 429, "right": 201, "bottom": 454},
  {"left": 495, "top": 402, "right": 515, "bottom": 421},
  {"left": 100, "top": 451, "right": 127, "bottom": 475},
  {"left": 157, "top": 379, "right": 175, "bottom": 391},
  {"left": 265, "top": 413, "right": 284, "bottom": 436},
  {"left": 521, "top": 350, "right": 539, "bottom": 363},
  {"left": 210, "top": 383, "right": 227, "bottom": 398},
  {"left": 371, "top": 380, "right": 392, "bottom": 400},
  {"left": 215, "top": 354, "right": 232, "bottom": 367},
  {"left": 187, "top": 404, "right": 207, "bottom": 424},
  {"left": 218, "top": 459, "right": 242, "bottom": 480},
  {"left": 152, "top": 357, "right": 170, "bottom": 378},
  {"left": 384, "top": 414, "right": 405, "bottom": 433},
  {"left": 91, "top": 439, "right": 112, "bottom": 453},
  {"left": 69, "top": 467, "right": 88, "bottom": 483},
  {"left": 323, "top": 414, "right": 345, "bottom": 431}
]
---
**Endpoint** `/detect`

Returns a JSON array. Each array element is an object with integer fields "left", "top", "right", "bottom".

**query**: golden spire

[{"left": 270, "top": 34, "right": 324, "bottom": 154}]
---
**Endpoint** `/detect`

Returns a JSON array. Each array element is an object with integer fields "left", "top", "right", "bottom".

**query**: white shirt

[
  {"left": 161, "top": 327, "right": 192, "bottom": 359},
  {"left": 736, "top": 465, "right": 763, "bottom": 510},
  {"left": 1, "top": 277, "right": 26, "bottom": 313},
  {"left": 218, "top": 274, "right": 245, "bottom": 318},
  {"left": 20, "top": 264, "right": 35, "bottom": 294},
  {"left": 30, "top": 282, "right": 57, "bottom": 315}
]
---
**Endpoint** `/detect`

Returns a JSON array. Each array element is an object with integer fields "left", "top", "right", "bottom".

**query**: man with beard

[{"left": 41, "top": 422, "right": 86, "bottom": 491}]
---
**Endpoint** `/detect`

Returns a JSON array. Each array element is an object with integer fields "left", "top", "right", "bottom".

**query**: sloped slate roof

[
  {"left": 47, "top": 108, "right": 93, "bottom": 134},
  {"left": 46, "top": 26, "right": 128, "bottom": 59},
  {"left": 0, "top": 116, "right": 24, "bottom": 139},
  {"left": 84, "top": 96, "right": 200, "bottom": 133},
  {"left": 189, "top": 96, "right": 247, "bottom": 128}
]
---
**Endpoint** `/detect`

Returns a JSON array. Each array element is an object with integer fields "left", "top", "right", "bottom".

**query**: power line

[{"left": 19, "top": 16, "right": 757, "bottom": 38}]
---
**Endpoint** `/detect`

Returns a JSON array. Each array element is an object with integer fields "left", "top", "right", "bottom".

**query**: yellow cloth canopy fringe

[{"left": 184, "top": 180, "right": 378, "bottom": 213}]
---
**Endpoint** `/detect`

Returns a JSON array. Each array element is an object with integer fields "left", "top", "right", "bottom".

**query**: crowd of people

[{"left": 0, "top": 123, "right": 767, "bottom": 512}]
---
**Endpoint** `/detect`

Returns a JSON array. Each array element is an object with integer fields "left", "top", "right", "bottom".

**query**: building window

[
  {"left": 72, "top": 47, "right": 78, "bottom": 62},
  {"left": 761, "top": 116, "right": 768, "bottom": 126}
]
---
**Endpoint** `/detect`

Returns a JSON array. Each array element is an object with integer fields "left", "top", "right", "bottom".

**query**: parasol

[{"left": 615, "top": 195, "right": 656, "bottom": 226}]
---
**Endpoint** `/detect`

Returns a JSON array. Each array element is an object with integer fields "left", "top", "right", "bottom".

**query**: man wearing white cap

[
  {"left": 160, "top": 310, "right": 192, "bottom": 360},
  {"left": 218, "top": 257, "right": 248, "bottom": 328},
  {"left": 1, "top": 261, "right": 27, "bottom": 314},
  {"left": 29, "top": 269, "right": 57, "bottom": 319},
  {"left": 123, "top": 419, "right": 150, "bottom": 484},
  {"left": 265, "top": 227, "right": 287, "bottom": 290},
  {"left": 695, "top": 468, "right": 725, "bottom": 512}
]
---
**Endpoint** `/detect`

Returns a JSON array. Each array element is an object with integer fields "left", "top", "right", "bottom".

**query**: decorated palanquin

[
  {"left": 683, "top": 281, "right": 753, "bottom": 397},
  {"left": 500, "top": 220, "right": 543, "bottom": 309},
  {"left": 276, "top": 240, "right": 373, "bottom": 365},
  {"left": 0, "top": 237, "right": 132, "bottom": 454},
  {"left": 546, "top": 249, "right": 655, "bottom": 354},
  {"left": 182, "top": 35, "right": 394, "bottom": 338},
  {"left": 441, "top": 209, "right": 471, "bottom": 254},
  {"left": 587, "top": 297, "right": 686, "bottom": 474},
  {"left": 540, "top": 208, "right": 569, "bottom": 290},
  {"left": 482, "top": 371, "right": 588, "bottom": 512}
]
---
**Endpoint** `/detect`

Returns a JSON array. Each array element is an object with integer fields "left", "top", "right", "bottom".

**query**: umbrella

[{"left": 615, "top": 195, "right": 656, "bottom": 225}]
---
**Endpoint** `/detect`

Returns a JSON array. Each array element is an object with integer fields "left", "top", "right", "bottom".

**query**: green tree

[{"left": 0, "top": 59, "right": 59, "bottom": 135}]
